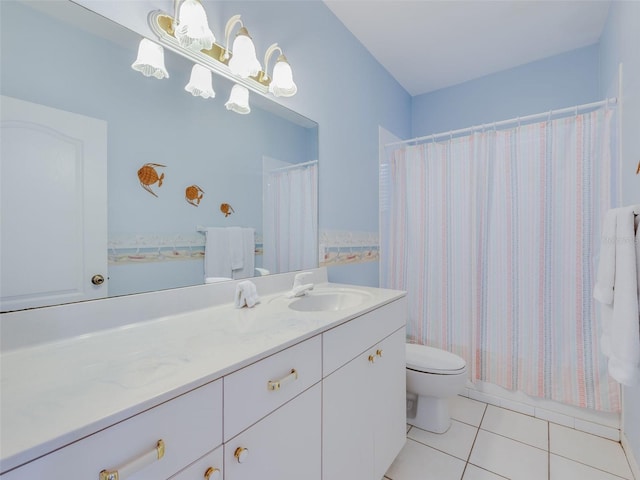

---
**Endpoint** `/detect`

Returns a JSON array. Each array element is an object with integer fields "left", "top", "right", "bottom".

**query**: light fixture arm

[
  {"left": 262, "top": 43, "right": 283, "bottom": 82},
  {"left": 223, "top": 14, "right": 244, "bottom": 61}
]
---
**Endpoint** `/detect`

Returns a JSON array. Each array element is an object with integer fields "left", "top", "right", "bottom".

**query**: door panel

[{"left": 1, "top": 95, "right": 107, "bottom": 311}]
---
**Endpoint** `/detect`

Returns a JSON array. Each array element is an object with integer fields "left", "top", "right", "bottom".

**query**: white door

[{"left": 1, "top": 95, "right": 107, "bottom": 311}]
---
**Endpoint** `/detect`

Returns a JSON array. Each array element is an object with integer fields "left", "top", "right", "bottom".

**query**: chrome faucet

[{"left": 287, "top": 272, "right": 314, "bottom": 298}]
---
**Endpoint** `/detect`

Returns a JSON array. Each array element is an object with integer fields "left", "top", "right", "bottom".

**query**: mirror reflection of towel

[
  {"left": 204, "top": 227, "right": 255, "bottom": 280},
  {"left": 228, "top": 227, "right": 244, "bottom": 271},
  {"left": 205, "top": 227, "right": 231, "bottom": 279},
  {"left": 232, "top": 228, "right": 255, "bottom": 280}
]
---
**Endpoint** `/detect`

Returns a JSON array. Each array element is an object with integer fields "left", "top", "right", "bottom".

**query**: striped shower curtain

[{"left": 381, "top": 109, "right": 620, "bottom": 411}]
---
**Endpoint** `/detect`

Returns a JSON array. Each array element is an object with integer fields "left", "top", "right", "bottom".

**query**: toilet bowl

[{"left": 406, "top": 343, "right": 467, "bottom": 434}]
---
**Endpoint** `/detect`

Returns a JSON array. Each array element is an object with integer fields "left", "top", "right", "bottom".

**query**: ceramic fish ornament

[
  {"left": 138, "top": 163, "right": 165, "bottom": 197},
  {"left": 220, "top": 203, "right": 234, "bottom": 217},
  {"left": 185, "top": 184, "right": 205, "bottom": 206}
]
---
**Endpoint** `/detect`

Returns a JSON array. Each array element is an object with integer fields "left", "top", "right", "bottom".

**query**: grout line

[
  {"left": 477, "top": 426, "right": 549, "bottom": 453},
  {"left": 549, "top": 452, "right": 633, "bottom": 480}
]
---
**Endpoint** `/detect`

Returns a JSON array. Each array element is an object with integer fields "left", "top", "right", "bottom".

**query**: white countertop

[{"left": 0, "top": 279, "right": 404, "bottom": 473}]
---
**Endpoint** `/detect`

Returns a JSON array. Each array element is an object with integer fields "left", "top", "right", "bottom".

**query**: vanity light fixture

[
  {"left": 138, "top": 6, "right": 297, "bottom": 115},
  {"left": 173, "top": 0, "right": 215, "bottom": 52},
  {"left": 225, "top": 84, "right": 251, "bottom": 114},
  {"left": 261, "top": 44, "right": 297, "bottom": 98},
  {"left": 131, "top": 38, "right": 169, "bottom": 79},
  {"left": 222, "top": 15, "right": 261, "bottom": 79},
  {"left": 185, "top": 64, "right": 215, "bottom": 99}
]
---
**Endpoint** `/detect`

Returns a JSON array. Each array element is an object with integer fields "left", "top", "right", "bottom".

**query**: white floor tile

[
  {"left": 386, "top": 438, "right": 466, "bottom": 480},
  {"left": 469, "top": 430, "right": 548, "bottom": 480},
  {"left": 550, "top": 454, "right": 629, "bottom": 480},
  {"left": 549, "top": 423, "right": 633, "bottom": 479},
  {"left": 462, "top": 464, "right": 508, "bottom": 479},
  {"left": 481, "top": 405, "right": 548, "bottom": 450},
  {"left": 449, "top": 395, "right": 487, "bottom": 427},
  {"left": 408, "top": 419, "right": 478, "bottom": 461}
]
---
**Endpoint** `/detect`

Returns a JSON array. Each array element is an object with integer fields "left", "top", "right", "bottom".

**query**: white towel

[
  {"left": 596, "top": 205, "right": 640, "bottom": 386},
  {"left": 235, "top": 280, "right": 259, "bottom": 308},
  {"left": 232, "top": 228, "right": 256, "bottom": 280},
  {"left": 204, "top": 228, "right": 231, "bottom": 279},
  {"left": 228, "top": 227, "right": 244, "bottom": 271},
  {"left": 593, "top": 209, "right": 617, "bottom": 305}
]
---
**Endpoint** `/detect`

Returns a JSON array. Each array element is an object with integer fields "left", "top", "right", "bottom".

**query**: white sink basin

[{"left": 287, "top": 289, "right": 373, "bottom": 312}]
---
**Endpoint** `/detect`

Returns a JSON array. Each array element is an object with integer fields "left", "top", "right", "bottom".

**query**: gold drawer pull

[
  {"left": 368, "top": 354, "right": 376, "bottom": 363},
  {"left": 204, "top": 466, "right": 221, "bottom": 480},
  {"left": 267, "top": 368, "right": 298, "bottom": 391},
  {"left": 99, "top": 439, "right": 165, "bottom": 480},
  {"left": 376, "top": 349, "right": 383, "bottom": 357}
]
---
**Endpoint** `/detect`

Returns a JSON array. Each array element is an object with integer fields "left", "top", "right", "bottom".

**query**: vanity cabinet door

[
  {"left": 224, "top": 383, "right": 321, "bottom": 480},
  {"left": 372, "top": 328, "right": 407, "bottom": 479},
  {"left": 322, "top": 345, "right": 374, "bottom": 480},
  {"left": 322, "top": 326, "right": 407, "bottom": 480},
  {"left": 169, "top": 447, "right": 223, "bottom": 480}
]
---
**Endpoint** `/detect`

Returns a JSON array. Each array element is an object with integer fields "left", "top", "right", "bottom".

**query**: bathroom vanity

[{"left": 0, "top": 269, "right": 407, "bottom": 479}]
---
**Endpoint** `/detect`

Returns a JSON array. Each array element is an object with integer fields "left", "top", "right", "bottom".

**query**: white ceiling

[{"left": 324, "top": 0, "right": 612, "bottom": 96}]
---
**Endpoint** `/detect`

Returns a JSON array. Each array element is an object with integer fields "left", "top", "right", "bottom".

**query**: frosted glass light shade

[
  {"left": 131, "top": 38, "right": 169, "bottom": 79},
  {"left": 174, "top": 0, "right": 215, "bottom": 51},
  {"left": 185, "top": 64, "right": 215, "bottom": 99},
  {"left": 269, "top": 55, "right": 297, "bottom": 97},
  {"left": 228, "top": 28, "right": 261, "bottom": 78},
  {"left": 225, "top": 84, "right": 251, "bottom": 114}
]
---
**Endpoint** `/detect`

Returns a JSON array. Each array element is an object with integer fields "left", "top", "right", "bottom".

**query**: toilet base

[{"left": 406, "top": 393, "right": 451, "bottom": 434}]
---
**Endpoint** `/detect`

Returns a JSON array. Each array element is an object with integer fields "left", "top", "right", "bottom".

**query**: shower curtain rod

[
  {"left": 385, "top": 97, "right": 618, "bottom": 148},
  {"left": 269, "top": 159, "right": 317, "bottom": 173}
]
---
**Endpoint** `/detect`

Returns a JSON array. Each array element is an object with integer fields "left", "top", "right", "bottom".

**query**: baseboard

[{"left": 622, "top": 432, "right": 640, "bottom": 480}]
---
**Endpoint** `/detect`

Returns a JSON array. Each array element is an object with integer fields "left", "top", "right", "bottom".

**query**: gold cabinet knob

[
  {"left": 91, "top": 274, "right": 105, "bottom": 285},
  {"left": 376, "top": 349, "right": 383, "bottom": 357},
  {"left": 368, "top": 354, "right": 376, "bottom": 363},
  {"left": 204, "top": 467, "right": 221, "bottom": 480},
  {"left": 234, "top": 447, "right": 249, "bottom": 464}
]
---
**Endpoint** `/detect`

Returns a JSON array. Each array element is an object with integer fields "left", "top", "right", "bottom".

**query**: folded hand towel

[{"left": 235, "top": 280, "right": 260, "bottom": 308}]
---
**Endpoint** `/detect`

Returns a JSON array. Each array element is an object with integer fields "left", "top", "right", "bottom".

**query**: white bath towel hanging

[
  {"left": 228, "top": 226, "right": 244, "bottom": 271},
  {"left": 204, "top": 227, "right": 232, "bottom": 279},
  {"left": 596, "top": 205, "right": 640, "bottom": 386},
  {"left": 232, "top": 228, "right": 255, "bottom": 280}
]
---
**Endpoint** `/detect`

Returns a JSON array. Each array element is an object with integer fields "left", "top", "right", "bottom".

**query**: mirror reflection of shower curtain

[{"left": 263, "top": 159, "right": 318, "bottom": 274}]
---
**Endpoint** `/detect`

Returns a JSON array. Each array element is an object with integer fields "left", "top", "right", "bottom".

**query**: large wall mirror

[{"left": 0, "top": 0, "right": 319, "bottom": 313}]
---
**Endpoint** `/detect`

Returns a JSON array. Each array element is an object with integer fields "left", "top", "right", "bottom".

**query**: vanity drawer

[
  {"left": 1, "top": 380, "right": 223, "bottom": 480},
  {"left": 323, "top": 297, "right": 407, "bottom": 376},
  {"left": 223, "top": 335, "right": 322, "bottom": 441}
]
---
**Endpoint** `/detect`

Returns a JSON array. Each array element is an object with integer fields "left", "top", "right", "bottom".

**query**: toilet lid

[{"left": 406, "top": 343, "right": 466, "bottom": 374}]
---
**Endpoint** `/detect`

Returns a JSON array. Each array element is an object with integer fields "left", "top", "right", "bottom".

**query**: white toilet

[{"left": 405, "top": 343, "right": 467, "bottom": 434}]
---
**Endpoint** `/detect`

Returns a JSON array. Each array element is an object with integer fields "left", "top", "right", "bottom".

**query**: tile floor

[{"left": 384, "top": 395, "right": 635, "bottom": 480}]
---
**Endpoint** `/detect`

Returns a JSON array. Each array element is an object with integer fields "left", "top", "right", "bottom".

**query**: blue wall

[
  {"left": 599, "top": 0, "right": 640, "bottom": 470},
  {"left": 411, "top": 44, "right": 601, "bottom": 138}
]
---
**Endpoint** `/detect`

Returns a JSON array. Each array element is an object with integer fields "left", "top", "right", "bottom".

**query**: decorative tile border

[
  {"left": 319, "top": 230, "right": 379, "bottom": 267},
  {"left": 108, "top": 230, "right": 380, "bottom": 266},
  {"left": 108, "top": 233, "right": 262, "bottom": 265}
]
